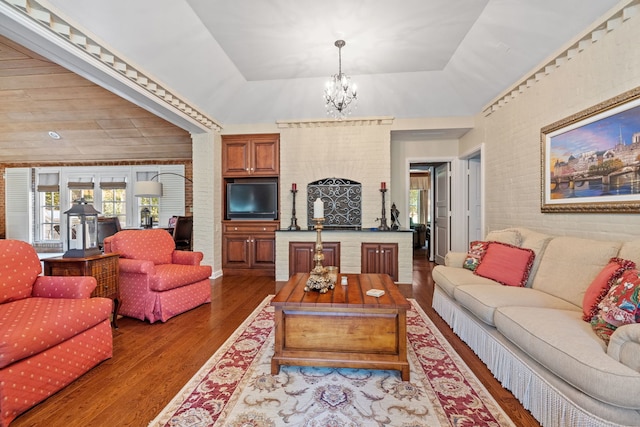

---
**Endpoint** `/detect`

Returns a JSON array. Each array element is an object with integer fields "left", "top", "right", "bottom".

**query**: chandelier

[{"left": 324, "top": 40, "right": 357, "bottom": 119}]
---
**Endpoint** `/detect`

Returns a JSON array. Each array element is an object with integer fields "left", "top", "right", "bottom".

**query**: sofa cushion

[
  {"left": 474, "top": 242, "right": 535, "bottom": 287},
  {"left": 0, "top": 240, "right": 42, "bottom": 303},
  {"left": 532, "top": 237, "right": 622, "bottom": 308},
  {"left": 509, "top": 228, "right": 553, "bottom": 287},
  {"left": 618, "top": 239, "right": 640, "bottom": 266},
  {"left": 454, "top": 285, "right": 579, "bottom": 326},
  {"left": 0, "top": 297, "right": 113, "bottom": 369},
  {"left": 149, "top": 264, "right": 213, "bottom": 292},
  {"left": 463, "top": 241, "right": 489, "bottom": 271},
  {"left": 591, "top": 269, "right": 640, "bottom": 344},
  {"left": 582, "top": 258, "right": 636, "bottom": 322},
  {"left": 495, "top": 306, "right": 640, "bottom": 410},
  {"left": 111, "top": 229, "right": 175, "bottom": 265},
  {"left": 431, "top": 265, "right": 501, "bottom": 298},
  {"left": 486, "top": 228, "right": 522, "bottom": 246}
]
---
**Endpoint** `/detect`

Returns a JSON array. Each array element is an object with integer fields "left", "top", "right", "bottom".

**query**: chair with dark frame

[
  {"left": 97, "top": 216, "right": 122, "bottom": 251},
  {"left": 172, "top": 216, "right": 193, "bottom": 251}
]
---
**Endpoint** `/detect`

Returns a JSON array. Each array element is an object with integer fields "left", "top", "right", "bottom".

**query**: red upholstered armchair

[
  {"left": 103, "top": 229, "right": 212, "bottom": 323},
  {"left": 0, "top": 240, "right": 113, "bottom": 427}
]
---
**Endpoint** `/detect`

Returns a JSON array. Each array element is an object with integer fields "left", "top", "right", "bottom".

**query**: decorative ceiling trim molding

[
  {"left": 482, "top": 0, "right": 640, "bottom": 117},
  {"left": 276, "top": 116, "right": 394, "bottom": 128},
  {"left": 1, "top": 0, "right": 222, "bottom": 132}
]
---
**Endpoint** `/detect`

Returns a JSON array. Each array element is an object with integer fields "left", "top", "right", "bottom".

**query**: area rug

[{"left": 149, "top": 296, "right": 515, "bottom": 427}]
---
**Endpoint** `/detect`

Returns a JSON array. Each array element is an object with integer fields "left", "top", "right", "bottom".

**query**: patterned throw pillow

[
  {"left": 591, "top": 269, "right": 640, "bottom": 344},
  {"left": 473, "top": 242, "right": 535, "bottom": 287},
  {"left": 582, "top": 258, "right": 636, "bottom": 322},
  {"left": 463, "top": 241, "right": 489, "bottom": 271}
]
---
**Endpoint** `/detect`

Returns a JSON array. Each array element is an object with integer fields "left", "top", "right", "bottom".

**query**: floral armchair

[
  {"left": 103, "top": 229, "right": 212, "bottom": 323},
  {"left": 0, "top": 240, "right": 113, "bottom": 426}
]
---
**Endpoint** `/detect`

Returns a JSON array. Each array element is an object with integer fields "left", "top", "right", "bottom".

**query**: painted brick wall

[
  {"left": 463, "top": 11, "right": 640, "bottom": 241},
  {"left": 279, "top": 121, "right": 392, "bottom": 230}
]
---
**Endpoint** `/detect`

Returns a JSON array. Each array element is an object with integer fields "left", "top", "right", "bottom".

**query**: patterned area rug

[{"left": 149, "top": 296, "right": 515, "bottom": 427}]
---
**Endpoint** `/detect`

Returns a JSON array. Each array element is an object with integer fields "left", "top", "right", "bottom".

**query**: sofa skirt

[{"left": 432, "top": 287, "right": 640, "bottom": 427}]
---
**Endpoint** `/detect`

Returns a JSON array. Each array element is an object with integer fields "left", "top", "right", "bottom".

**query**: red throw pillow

[
  {"left": 582, "top": 258, "right": 635, "bottom": 322},
  {"left": 591, "top": 269, "right": 640, "bottom": 344},
  {"left": 473, "top": 242, "right": 535, "bottom": 287},
  {"left": 463, "top": 241, "right": 489, "bottom": 271}
]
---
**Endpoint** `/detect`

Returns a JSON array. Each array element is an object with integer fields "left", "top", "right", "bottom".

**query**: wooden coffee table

[{"left": 271, "top": 273, "right": 410, "bottom": 381}]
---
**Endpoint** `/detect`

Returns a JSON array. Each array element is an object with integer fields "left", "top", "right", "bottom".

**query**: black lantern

[
  {"left": 63, "top": 198, "right": 101, "bottom": 258},
  {"left": 141, "top": 207, "right": 152, "bottom": 228}
]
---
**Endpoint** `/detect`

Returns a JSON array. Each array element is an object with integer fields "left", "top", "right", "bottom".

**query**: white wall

[
  {"left": 461, "top": 7, "right": 640, "bottom": 241},
  {"left": 390, "top": 138, "right": 459, "bottom": 228}
]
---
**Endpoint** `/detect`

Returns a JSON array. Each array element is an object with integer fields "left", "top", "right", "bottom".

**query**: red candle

[
  {"left": 381, "top": 182, "right": 386, "bottom": 189},
  {"left": 292, "top": 183, "right": 297, "bottom": 191}
]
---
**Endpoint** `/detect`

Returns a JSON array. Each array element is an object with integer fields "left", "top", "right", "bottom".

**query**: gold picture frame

[{"left": 541, "top": 86, "right": 640, "bottom": 213}]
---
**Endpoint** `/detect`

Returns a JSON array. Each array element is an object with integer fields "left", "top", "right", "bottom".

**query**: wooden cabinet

[
  {"left": 288, "top": 241, "right": 340, "bottom": 276},
  {"left": 361, "top": 243, "right": 398, "bottom": 282},
  {"left": 43, "top": 253, "right": 120, "bottom": 327},
  {"left": 222, "top": 134, "right": 279, "bottom": 177},
  {"left": 222, "top": 221, "right": 279, "bottom": 275}
]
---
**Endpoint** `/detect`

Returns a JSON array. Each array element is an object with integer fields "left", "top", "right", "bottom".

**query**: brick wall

[
  {"left": 461, "top": 10, "right": 640, "bottom": 241},
  {"left": 279, "top": 119, "right": 392, "bottom": 230}
]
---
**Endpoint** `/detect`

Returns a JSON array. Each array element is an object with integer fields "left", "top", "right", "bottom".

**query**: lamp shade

[{"left": 134, "top": 181, "right": 162, "bottom": 197}]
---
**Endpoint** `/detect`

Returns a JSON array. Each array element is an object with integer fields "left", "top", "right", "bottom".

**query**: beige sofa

[{"left": 431, "top": 228, "right": 640, "bottom": 427}]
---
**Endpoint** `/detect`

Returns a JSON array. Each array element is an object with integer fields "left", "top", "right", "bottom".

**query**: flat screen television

[{"left": 226, "top": 181, "right": 278, "bottom": 220}]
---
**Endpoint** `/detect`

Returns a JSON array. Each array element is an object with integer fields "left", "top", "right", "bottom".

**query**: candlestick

[
  {"left": 288, "top": 188, "right": 300, "bottom": 230},
  {"left": 304, "top": 217, "right": 334, "bottom": 293},
  {"left": 313, "top": 198, "right": 324, "bottom": 219},
  {"left": 378, "top": 188, "right": 390, "bottom": 231}
]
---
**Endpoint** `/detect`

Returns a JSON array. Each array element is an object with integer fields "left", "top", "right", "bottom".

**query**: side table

[{"left": 43, "top": 253, "right": 120, "bottom": 328}]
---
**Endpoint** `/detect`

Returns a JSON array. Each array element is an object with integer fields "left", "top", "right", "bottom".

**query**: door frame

[
  {"left": 460, "top": 144, "right": 485, "bottom": 249},
  {"left": 406, "top": 156, "right": 458, "bottom": 261}
]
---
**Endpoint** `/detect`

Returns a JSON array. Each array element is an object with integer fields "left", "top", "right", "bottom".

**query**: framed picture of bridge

[{"left": 541, "top": 86, "right": 640, "bottom": 213}]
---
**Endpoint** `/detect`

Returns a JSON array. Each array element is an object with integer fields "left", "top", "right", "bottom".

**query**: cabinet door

[
  {"left": 222, "top": 234, "right": 251, "bottom": 268},
  {"left": 289, "top": 242, "right": 341, "bottom": 275},
  {"left": 378, "top": 243, "right": 398, "bottom": 282},
  {"left": 289, "top": 242, "right": 315, "bottom": 275},
  {"left": 252, "top": 137, "right": 280, "bottom": 175},
  {"left": 222, "top": 135, "right": 279, "bottom": 176},
  {"left": 361, "top": 243, "right": 380, "bottom": 275},
  {"left": 252, "top": 235, "right": 276, "bottom": 268},
  {"left": 360, "top": 243, "right": 398, "bottom": 282},
  {"left": 222, "top": 139, "right": 251, "bottom": 176}
]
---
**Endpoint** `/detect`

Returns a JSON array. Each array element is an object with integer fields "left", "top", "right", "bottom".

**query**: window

[
  {"left": 100, "top": 177, "right": 128, "bottom": 226},
  {"left": 39, "top": 191, "right": 60, "bottom": 241},
  {"left": 409, "top": 189, "right": 420, "bottom": 226},
  {"left": 36, "top": 172, "right": 60, "bottom": 241},
  {"left": 136, "top": 171, "right": 159, "bottom": 227},
  {"left": 101, "top": 188, "right": 127, "bottom": 225},
  {"left": 26, "top": 165, "right": 185, "bottom": 245}
]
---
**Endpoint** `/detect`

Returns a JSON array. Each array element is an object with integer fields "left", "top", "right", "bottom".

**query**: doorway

[{"left": 409, "top": 152, "right": 482, "bottom": 264}]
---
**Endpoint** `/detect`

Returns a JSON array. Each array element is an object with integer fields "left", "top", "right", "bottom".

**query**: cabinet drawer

[{"left": 223, "top": 223, "right": 279, "bottom": 233}]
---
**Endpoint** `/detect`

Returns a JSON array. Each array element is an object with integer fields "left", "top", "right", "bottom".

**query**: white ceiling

[{"left": 4, "top": 0, "right": 623, "bottom": 129}]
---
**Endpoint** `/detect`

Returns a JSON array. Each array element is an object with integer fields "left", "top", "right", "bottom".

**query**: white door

[
  {"left": 468, "top": 156, "right": 482, "bottom": 244},
  {"left": 434, "top": 163, "right": 450, "bottom": 265}
]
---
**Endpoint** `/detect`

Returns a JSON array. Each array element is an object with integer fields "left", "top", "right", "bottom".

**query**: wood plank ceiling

[{"left": 0, "top": 35, "right": 192, "bottom": 164}]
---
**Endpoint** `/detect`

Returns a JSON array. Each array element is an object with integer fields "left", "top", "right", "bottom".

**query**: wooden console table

[
  {"left": 271, "top": 273, "right": 410, "bottom": 380},
  {"left": 43, "top": 253, "right": 120, "bottom": 328}
]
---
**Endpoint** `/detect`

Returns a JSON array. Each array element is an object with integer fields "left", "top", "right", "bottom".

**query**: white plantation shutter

[{"left": 5, "top": 168, "right": 31, "bottom": 241}]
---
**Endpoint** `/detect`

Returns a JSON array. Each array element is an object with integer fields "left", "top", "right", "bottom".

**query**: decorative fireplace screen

[{"left": 307, "top": 178, "right": 362, "bottom": 230}]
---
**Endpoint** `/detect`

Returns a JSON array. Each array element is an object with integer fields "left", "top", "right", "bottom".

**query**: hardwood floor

[{"left": 13, "top": 249, "right": 540, "bottom": 427}]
